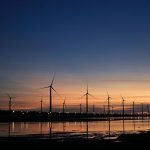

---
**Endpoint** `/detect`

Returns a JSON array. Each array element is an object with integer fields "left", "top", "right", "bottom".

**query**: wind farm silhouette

[
  {"left": 0, "top": 75, "right": 150, "bottom": 122},
  {"left": 1, "top": 76, "right": 150, "bottom": 148}
]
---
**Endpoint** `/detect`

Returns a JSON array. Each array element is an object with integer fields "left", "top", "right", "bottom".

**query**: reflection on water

[
  {"left": 86, "top": 121, "right": 88, "bottom": 139},
  {"left": 108, "top": 119, "right": 110, "bottom": 136},
  {"left": 49, "top": 122, "right": 52, "bottom": 138},
  {"left": 0, "top": 118, "right": 150, "bottom": 138},
  {"left": 123, "top": 119, "right": 125, "bottom": 134}
]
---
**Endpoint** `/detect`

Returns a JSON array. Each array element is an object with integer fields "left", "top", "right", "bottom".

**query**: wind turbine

[
  {"left": 142, "top": 103, "right": 144, "bottom": 119},
  {"left": 92, "top": 104, "right": 95, "bottom": 113},
  {"left": 7, "top": 94, "right": 15, "bottom": 112},
  {"left": 41, "top": 74, "right": 57, "bottom": 113},
  {"left": 79, "top": 103, "right": 82, "bottom": 114},
  {"left": 79, "top": 84, "right": 95, "bottom": 113},
  {"left": 106, "top": 91, "right": 111, "bottom": 116},
  {"left": 40, "top": 97, "right": 43, "bottom": 113},
  {"left": 62, "top": 97, "right": 66, "bottom": 114},
  {"left": 132, "top": 101, "right": 135, "bottom": 116},
  {"left": 83, "top": 84, "right": 93, "bottom": 113},
  {"left": 121, "top": 95, "right": 125, "bottom": 133},
  {"left": 85, "top": 84, "right": 89, "bottom": 113},
  {"left": 147, "top": 104, "right": 149, "bottom": 116},
  {"left": 106, "top": 91, "right": 111, "bottom": 137},
  {"left": 121, "top": 95, "right": 125, "bottom": 119}
]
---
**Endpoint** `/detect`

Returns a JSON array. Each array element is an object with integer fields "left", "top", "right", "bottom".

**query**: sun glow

[{"left": 0, "top": 72, "right": 150, "bottom": 112}]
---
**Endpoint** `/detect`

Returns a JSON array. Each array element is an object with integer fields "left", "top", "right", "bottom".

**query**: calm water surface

[{"left": 0, "top": 119, "right": 150, "bottom": 138}]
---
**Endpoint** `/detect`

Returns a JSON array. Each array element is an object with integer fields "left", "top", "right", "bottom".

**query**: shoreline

[
  {"left": 0, "top": 131, "right": 150, "bottom": 147},
  {"left": 0, "top": 117, "right": 146, "bottom": 122},
  {"left": 0, "top": 112, "right": 148, "bottom": 122}
]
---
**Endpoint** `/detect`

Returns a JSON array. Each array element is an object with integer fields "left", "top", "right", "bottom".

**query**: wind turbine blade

[
  {"left": 6, "top": 93, "right": 11, "bottom": 98},
  {"left": 51, "top": 73, "right": 55, "bottom": 85},
  {"left": 40, "top": 86, "right": 50, "bottom": 89},
  {"left": 51, "top": 87, "right": 57, "bottom": 93},
  {"left": 106, "top": 90, "right": 109, "bottom": 97},
  {"left": 106, "top": 89, "right": 110, "bottom": 99},
  {"left": 88, "top": 93, "right": 96, "bottom": 99},
  {"left": 51, "top": 87, "right": 62, "bottom": 98},
  {"left": 78, "top": 94, "right": 86, "bottom": 99},
  {"left": 120, "top": 95, "right": 122, "bottom": 98},
  {"left": 87, "top": 83, "right": 88, "bottom": 93},
  {"left": 41, "top": 95, "right": 43, "bottom": 101},
  {"left": 63, "top": 96, "right": 66, "bottom": 104},
  {"left": 106, "top": 89, "right": 112, "bottom": 100},
  {"left": 11, "top": 96, "right": 16, "bottom": 99},
  {"left": 121, "top": 95, "right": 125, "bottom": 101}
]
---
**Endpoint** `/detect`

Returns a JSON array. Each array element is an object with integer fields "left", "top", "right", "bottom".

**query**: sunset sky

[{"left": 1, "top": 0, "right": 150, "bottom": 112}]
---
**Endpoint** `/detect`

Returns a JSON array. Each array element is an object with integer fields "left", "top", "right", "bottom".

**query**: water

[{"left": 0, "top": 119, "right": 150, "bottom": 139}]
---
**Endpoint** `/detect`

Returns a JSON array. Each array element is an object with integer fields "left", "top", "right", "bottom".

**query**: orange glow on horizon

[{"left": 1, "top": 72, "right": 150, "bottom": 111}]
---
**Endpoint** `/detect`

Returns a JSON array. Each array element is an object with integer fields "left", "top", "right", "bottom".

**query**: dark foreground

[{"left": 1, "top": 131, "right": 150, "bottom": 149}]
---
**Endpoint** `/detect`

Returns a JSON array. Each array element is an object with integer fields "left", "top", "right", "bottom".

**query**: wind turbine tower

[
  {"left": 106, "top": 91, "right": 111, "bottom": 116},
  {"left": 121, "top": 96, "right": 125, "bottom": 119},
  {"left": 63, "top": 97, "right": 66, "bottom": 114},
  {"left": 41, "top": 74, "right": 58, "bottom": 113},
  {"left": 40, "top": 98, "right": 43, "bottom": 113},
  {"left": 7, "top": 94, "right": 15, "bottom": 112}
]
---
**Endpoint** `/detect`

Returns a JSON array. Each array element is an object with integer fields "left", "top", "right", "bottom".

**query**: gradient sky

[{"left": 1, "top": 0, "right": 150, "bottom": 112}]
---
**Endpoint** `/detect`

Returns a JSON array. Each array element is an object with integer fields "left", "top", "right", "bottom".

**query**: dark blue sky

[
  {"left": 1, "top": 0, "right": 150, "bottom": 74},
  {"left": 1, "top": 0, "right": 150, "bottom": 110}
]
